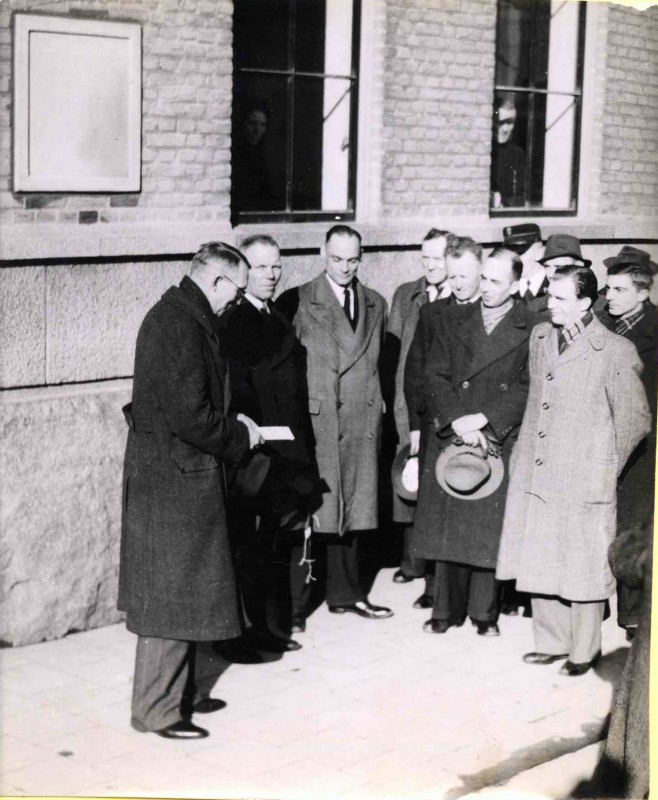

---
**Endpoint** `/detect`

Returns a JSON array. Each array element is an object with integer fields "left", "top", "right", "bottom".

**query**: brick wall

[
  {"left": 0, "top": 0, "right": 233, "bottom": 227},
  {"left": 380, "top": 0, "right": 496, "bottom": 219},
  {"left": 599, "top": 4, "right": 658, "bottom": 218}
]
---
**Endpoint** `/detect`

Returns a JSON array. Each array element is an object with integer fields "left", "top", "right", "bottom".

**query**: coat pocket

[
  {"left": 169, "top": 438, "right": 218, "bottom": 474},
  {"left": 309, "top": 397, "right": 322, "bottom": 415}
]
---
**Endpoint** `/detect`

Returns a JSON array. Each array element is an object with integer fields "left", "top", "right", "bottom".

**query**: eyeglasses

[{"left": 217, "top": 274, "right": 246, "bottom": 302}]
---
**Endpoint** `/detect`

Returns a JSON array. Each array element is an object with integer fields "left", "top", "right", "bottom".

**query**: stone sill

[
  {"left": 0, "top": 216, "right": 656, "bottom": 262},
  {"left": 0, "top": 378, "right": 133, "bottom": 404}
]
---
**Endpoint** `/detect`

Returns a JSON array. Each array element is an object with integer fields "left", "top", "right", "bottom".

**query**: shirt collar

[
  {"left": 325, "top": 272, "right": 353, "bottom": 302},
  {"left": 244, "top": 292, "right": 268, "bottom": 312},
  {"left": 561, "top": 310, "right": 594, "bottom": 344}
]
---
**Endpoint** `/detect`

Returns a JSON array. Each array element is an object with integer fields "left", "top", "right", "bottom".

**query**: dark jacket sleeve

[
  {"left": 155, "top": 318, "right": 250, "bottom": 463},
  {"left": 424, "top": 311, "right": 468, "bottom": 430},
  {"left": 274, "top": 287, "right": 301, "bottom": 323},
  {"left": 403, "top": 310, "right": 430, "bottom": 431}
]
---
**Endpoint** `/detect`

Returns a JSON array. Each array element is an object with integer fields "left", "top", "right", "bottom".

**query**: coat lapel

[
  {"left": 340, "top": 280, "right": 382, "bottom": 373},
  {"left": 307, "top": 274, "right": 354, "bottom": 353},
  {"left": 270, "top": 305, "right": 296, "bottom": 369},
  {"left": 552, "top": 316, "right": 606, "bottom": 372}
]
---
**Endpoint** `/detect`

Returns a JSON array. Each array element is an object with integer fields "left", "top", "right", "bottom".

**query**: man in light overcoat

[
  {"left": 497, "top": 265, "right": 651, "bottom": 676},
  {"left": 118, "top": 242, "right": 262, "bottom": 739},
  {"left": 276, "top": 225, "right": 393, "bottom": 628}
]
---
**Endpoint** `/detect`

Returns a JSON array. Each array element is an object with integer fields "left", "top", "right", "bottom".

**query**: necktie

[
  {"left": 260, "top": 304, "right": 269, "bottom": 317},
  {"left": 343, "top": 286, "right": 353, "bottom": 325}
]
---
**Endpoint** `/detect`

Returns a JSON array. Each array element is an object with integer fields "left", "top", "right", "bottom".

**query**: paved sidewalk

[{"left": 0, "top": 569, "right": 627, "bottom": 799}]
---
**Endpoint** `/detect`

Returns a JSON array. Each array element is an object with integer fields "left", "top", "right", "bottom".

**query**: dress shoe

[
  {"left": 500, "top": 603, "right": 520, "bottom": 616},
  {"left": 475, "top": 621, "right": 500, "bottom": 637},
  {"left": 246, "top": 628, "right": 302, "bottom": 652},
  {"left": 522, "top": 651, "right": 568, "bottom": 665},
  {"left": 193, "top": 697, "right": 227, "bottom": 714},
  {"left": 328, "top": 600, "right": 394, "bottom": 619},
  {"left": 423, "top": 618, "right": 464, "bottom": 634},
  {"left": 212, "top": 637, "right": 264, "bottom": 664},
  {"left": 413, "top": 593, "right": 433, "bottom": 609},
  {"left": 155, "top": 720, "right": 209, "bottom": 739},
  {"left": 626, "top": 626, "right": 637, "bottom": 642},
  {"left": 290, "top": 614, "right": 306, "bottom": 634},
  {"left": 559, "top": 651, "right": 601, "bottom": 677},
  {"left": 393, "top": 568, "right": 416, "bottom": 584}
]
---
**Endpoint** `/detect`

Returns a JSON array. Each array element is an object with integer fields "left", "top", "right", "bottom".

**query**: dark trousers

[
  {"left": 131, "top": 636, "right": 200, "bottom": 732},
  {"left": 617, "top": 584, "right": 640, "bottom": 629},
  {"left": 432, "top": 560, "right": 499, "bottom": 623},
  {"left": 296, "top": 532, "right": 365, "bottom": 609},
  {"left": 400, "top": 527, "right": 434, "bottom": 596}
]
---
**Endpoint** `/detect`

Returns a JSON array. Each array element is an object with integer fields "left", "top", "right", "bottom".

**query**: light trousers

[{"left": 531, "top": 595, "right": 605, "bottom": 664}]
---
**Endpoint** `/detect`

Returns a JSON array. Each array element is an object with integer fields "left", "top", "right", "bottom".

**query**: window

[
  {"left": 491, "top": 0, "right": 586, "bottom": 216},
  {"left": 231, "top": 0, "right": 361, "bottom": 224}
]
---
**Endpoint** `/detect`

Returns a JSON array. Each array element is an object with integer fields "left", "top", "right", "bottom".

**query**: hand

[
  {"left": 451, "top": 413, "right": 488, "bottom": 438},
  {"left": 459, "top": 430, "right": 489, "bottom": 451},
  {"left": 409, "top": 430, "right": 420, "bottom": 456},
  {"left": 237, "top": 413, "right": 265, "bottom": 449}
]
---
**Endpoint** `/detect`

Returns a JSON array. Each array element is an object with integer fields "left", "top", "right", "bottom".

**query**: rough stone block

[
  {"left": 0, "top": 266, "right": 46, "bottom": 389},
  {"left": 0, "top": 380, "right": 133, "bottom": 646}
]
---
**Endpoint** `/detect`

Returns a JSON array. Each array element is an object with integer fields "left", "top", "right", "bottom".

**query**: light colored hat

[
  {"left": 392, "top": 443, "right": 419, "bottom": 502},
  {"left": 435, "top": 442, "right": 504, "bottom": 500}
]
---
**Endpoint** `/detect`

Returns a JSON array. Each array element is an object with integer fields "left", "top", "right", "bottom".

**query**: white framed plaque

[{"left": 13, "top": 13, "right": 141, "bottom": 192}]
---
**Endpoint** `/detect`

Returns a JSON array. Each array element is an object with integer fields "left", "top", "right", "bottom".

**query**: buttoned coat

[
  {"left": 276, "top": 274, "right": 387, "bottom": 534},
  {"left": 496, "top": 317, "right": 651, "bottom": 601},
  {"left": 411, "top": 300, "right": 540, "bottom": 568},
  {"left": 118, "top": 277, "right": 250, "bottom": 641}
]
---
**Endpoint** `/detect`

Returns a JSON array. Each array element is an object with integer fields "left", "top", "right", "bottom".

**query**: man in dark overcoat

[
  {"left": 118, "top": 242, "right": 262, "bottom": 739},
  {"left": 411, "top": 248, "right": 541, "bottom": 636},
  {"left": 595, "top": 246, "right": 657, "bottom": 639},
  {"left": 276, "top": 225, "right": 393, "bottom": 629},
  {"left": 384, "top": 229, "right": 453, "bottom": 596},
  {"left": 219, "top": 234, "right": 321, "bottom": 642}
]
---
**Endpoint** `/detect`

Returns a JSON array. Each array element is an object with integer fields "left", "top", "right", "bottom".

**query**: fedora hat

[
  {"left": 503, "top": 223, "right": 542, "bottom": 255},
  {"left": 392, "top": 443, "right": 419, "bottom": 502},
  {"left": 603, "top": 245, "right": 658, "bottom": 275},
  {"left": 435, "top": 442, "right": 504, "bottom": 501},
  {"left": 538, "top": 234, "right": 591, "bottom": 268}
]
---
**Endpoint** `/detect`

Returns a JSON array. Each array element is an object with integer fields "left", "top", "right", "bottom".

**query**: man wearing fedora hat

[
  {"left": 595, "top": 246, "right": 657, "bottom": 640},
  {"left": 410, "top": 247, "right": 543, "bottom": 636},
  {"left": 497, "top": 265, "right": 651, "bottom": 675}
]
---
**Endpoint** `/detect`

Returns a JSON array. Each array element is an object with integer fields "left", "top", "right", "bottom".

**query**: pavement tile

[
  {"left": 2, "top": 754, "right": 112, "bottom": 795},
  {"left": 0, "top": 735, "right": 52, "bottom": 774},
  {"left": 76, "top": 699, "right": 133, "bottom": 731},
  {"left": 0, "top": 688, "right": 48, "bottom": 721},
  {"left": 229, "top": 706, "right": 332, "bottom": 745},
  {"left": 18, "top": 637, "right": 110, "bottom": 670},
  {"left": 145, "top": 765, "right": 270, "bottom": 799},
  {"left": 189, "top": 735, "right": 305, "bottom": 775},
  {"left": 100, "top": 747, "right": 212, "bottom": 790},
  {"left": 256, "top": 757, "right": 365, "bottom": 798},
  {"left": 4, "top": 706, "right": 95, "bottom": 744},
  {"left": 280, "top": 729, "right": 394, "bottom": 771},
  {"left": 0, "top": 663, "right": 78, "bottom": 697},
  {"left": 341, "top": 751, "right": 458, "bottom": 795},
  {"left": 31, "top": 678, "right": 131, "bottom": 715},
  {"left": 43, "top": 725, "right": 148, "bottom": 765},
  {"left": 58, "top": 653, "right": 134, "bottom": 690}
]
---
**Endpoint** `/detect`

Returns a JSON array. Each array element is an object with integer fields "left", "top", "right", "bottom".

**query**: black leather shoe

[
  {"left": 328, "top": 600, "right": 394, "bottom": 619},
  {"left": 500, "top": 603, "right": 520, "bottom": 616},
  {"left": 393, "top": 569, "right": 416, "bottom": 584},
  {"left": 212, "top": 637, "right": 264, "bottom": 664},
  {"left": 413, "top": 593, "right": 433, "bottom": 609},
  {"left": 290, "top": 614, "right": 306, "bottom": 634},
  {"left": 559, "top": 651, "right": 601, "bottom": 677},
  {"left": 475, "top": 621, "right": 500, "bottom": 637},
  {"left": 246, "top": 628, "right": 302, "bottom": 652},
  {"left": 193, "top": 698, "right": 227, "bottom": 714},
  {"left": 423, "top": 618, "right": 464, "bottom": 634},
  {"left": 523, "top": 651, "right": 568, "bottom": 665},
  {"left": 155, "top": 720, "right": 209, "bottom": 739}
]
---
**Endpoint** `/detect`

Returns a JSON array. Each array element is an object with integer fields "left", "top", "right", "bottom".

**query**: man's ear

[
  {"left": 579, "top": 296, "right": 593, "bottom": 313},
  {"left": 509, "top": 279, "right": 520, "bottom": 295}
]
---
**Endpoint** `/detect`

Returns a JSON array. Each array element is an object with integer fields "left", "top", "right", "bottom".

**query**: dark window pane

[
  {"left": 291, "top": 77, "right": 324, "bottom": 210},
  {"left": 495, "top": 0, "right": 534, "bottom": 88},
  {"left": 294, "top": 0, "right": 326, "bottom": 73},
  {"left": 232, "top": 73, "right": 288, "bottom": 212},
  {"left": 234, "top": 0, "right": 291, "bottom": 71}
]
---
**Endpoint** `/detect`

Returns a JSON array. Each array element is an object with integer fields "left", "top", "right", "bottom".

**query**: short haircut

[
  {"left": 446, "top": 236, "right": 483, "bottom": 262},
  {"left": 244, "top": 100, "right": 270, "bottom": 122},
  {"left": 240, "top": 234, "right": 279, "bottom": 252},
  {"left": 190, "top": 241, "right": 248, "bottom": 276},
  {"left": 552, "top": 265, "right": 599, "bottom": 305},
  {"left": 423, "top": 228, "right": 453, "bottom": 243},
  {"left": 325, "top": 224, "right": 362, "bottom": 246},
  {"left": 607, "top": 262, "right": 653, "bottom": 292},
  {"left": 488, "top": 246, "right": 523, "bottom": 281}
]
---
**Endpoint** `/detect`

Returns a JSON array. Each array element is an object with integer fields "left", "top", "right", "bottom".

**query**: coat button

[
  {"left": 367, "top": 399, "right": 374, "bottom": 407},
  {"left": 499, "top": 383, "right": 509, "bottom": 392},
  {"left": 337, "top": 401, "right": 343, "bottom": 409},
  {"left": 542, "top": 402, "right": 549, "bottom": 410},
  {"left": 461, "top": 380, "right": 470, "bottom": 389},
  {"left": 546, "top": 373, "right": 553, "bottom": 381},
  {"left": 367, "top": 433, "right": 374, "bottom": 440},
  {"left": 338, "top": 434, "right": 344, "bottom": 442},
  {"left": 538, "top": 431, "right": 546, "bottom": 438},
  {"left": 535, "top": 458, "right": 543, "bottom": 466}
]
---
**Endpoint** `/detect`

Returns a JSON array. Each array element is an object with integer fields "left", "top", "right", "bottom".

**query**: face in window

[
  {"left": 446, "top": 252, "right": 481, "bottom": 302},
  {"left": 324, "top": 233, "right": 361, "bottom": 286},
  {"left": 606, "top": 274, "right": 650, "bottom": 318},
  {"left": 244, "top": 110, "right": 268, "bottom": 147},
  {"left": 547, "top": 276, "right": 591, "bottom": 328},
  {"left": 496, "top": 105, "right": 517, "bottom": 145},
  {"left": 244, "top": 242, "right": 282, "bottom": 301},
  {"left": 421, "top": 237, "right": 448, "bottom": 286},
  {"left": 480, "top": 255, "right": 519, "bottom": 308}
]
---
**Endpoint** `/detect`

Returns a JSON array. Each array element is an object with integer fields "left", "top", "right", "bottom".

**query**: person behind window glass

[
  {"left": 491, "top": 97, "right": 526, "bottom": 209},
  {"left": 232, "top": 100, "right": 274, "bottom": 212}
]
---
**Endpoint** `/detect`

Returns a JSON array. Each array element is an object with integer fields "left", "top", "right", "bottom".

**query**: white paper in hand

[{"left": 257, "top": 426, "right": 295, "bottom": 441}]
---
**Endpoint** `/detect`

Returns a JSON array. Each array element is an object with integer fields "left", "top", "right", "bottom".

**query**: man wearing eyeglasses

[
  {"left": 276, "top": 225, "right": 393, "bottom": 631},
  {"left": 118, "top": 242, "right": 264, "bottom": 740}
]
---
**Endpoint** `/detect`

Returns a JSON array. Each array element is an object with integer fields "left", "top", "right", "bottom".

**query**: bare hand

[
  {"left": 451, "top": 413, "right": 488, "bottom": 438},
  {"left": 237, "top": 413, "right": 265, "bottom": 449},
  {"left": 409, "top": 430, "right": 420, "bottom": 456},
  {"left": 459, "top": 429, "right": 488, "bottom": 451}
]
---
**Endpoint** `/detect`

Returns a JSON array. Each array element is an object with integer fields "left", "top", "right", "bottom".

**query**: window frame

[
  {"left": 232, "top": 0, "right": 362, "bottom": 225},
  {"left": 490, "top": 0, "right": 587, "bottom": 219}
]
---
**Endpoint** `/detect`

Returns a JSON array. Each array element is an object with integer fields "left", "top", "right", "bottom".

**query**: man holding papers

[{"left": 220, "top": 234, "right": 322, "bottom": 651}]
